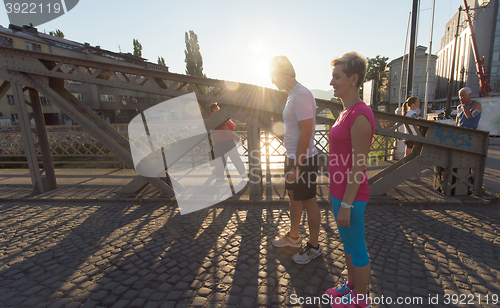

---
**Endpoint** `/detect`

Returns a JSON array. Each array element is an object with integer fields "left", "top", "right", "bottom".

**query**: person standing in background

[
  {"left": 402, "top": 96, "right": 420, "bottom": 156},
  {"left": 456, "top": 87, "right": 481, "bottom": 129}
]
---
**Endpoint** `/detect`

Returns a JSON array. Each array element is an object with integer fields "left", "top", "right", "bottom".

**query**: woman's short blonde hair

[{"left": 331, "top": 52, "right": 368, "bottom": 87}]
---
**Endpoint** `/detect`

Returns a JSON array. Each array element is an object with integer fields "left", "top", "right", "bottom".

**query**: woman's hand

[{"left": 336, "top": 207, "right": 351, "bottom": 228}]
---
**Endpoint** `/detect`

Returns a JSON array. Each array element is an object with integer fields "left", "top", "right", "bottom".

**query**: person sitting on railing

[{"left": 403, "top": 96, "right": 421, "bottom": 156}]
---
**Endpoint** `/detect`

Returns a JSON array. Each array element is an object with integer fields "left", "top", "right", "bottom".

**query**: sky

[{"left": 0, "top": 0, "right": 467, "bottom": 91}]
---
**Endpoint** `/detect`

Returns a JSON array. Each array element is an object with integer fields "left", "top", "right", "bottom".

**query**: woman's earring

[{"left": 352, "top": 83, "right": 355, "bottom": 86}]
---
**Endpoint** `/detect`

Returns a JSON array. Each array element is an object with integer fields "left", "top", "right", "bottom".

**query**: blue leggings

[{"left": 331, "top": 196, "right": 369, "bottom": 267}]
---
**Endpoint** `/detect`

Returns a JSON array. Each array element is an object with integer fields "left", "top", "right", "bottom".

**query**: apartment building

[
  {"left": 387, "top": 45, "right": 438, "bottom": 114},
  {"left": 0, "top": 24, "right": 168, "bottom": 126}
]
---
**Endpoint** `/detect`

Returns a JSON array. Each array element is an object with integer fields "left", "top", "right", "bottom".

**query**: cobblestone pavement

[{"left": 0, "top": 201, "right": 499, "bottom": 308}]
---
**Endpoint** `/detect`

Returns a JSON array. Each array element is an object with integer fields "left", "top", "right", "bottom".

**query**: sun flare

[{"left": 255, "top": 57, "right": 271, "bottom": 79}]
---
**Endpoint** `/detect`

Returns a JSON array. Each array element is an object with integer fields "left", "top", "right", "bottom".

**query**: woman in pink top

[{"left": 325, "top": 52, "right": 375, "bottom": 308}]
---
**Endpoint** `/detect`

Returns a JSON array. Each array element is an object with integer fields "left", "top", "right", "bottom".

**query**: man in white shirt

[{"left": 269, "top": 56, "right": 321, "bottom": 264}]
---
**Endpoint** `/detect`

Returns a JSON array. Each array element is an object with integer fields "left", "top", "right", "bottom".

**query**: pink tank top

[{"left": 328, "top": 102, "right": 375, "bottom": 201}]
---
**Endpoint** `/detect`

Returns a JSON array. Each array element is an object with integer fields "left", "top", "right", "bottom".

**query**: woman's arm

[{"left": 335, "top": 114, "right": 372, "bottom": 228}]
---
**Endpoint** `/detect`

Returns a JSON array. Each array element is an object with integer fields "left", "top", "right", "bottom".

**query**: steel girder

[
  {"left": 0, "top": 46, "right": 489, "bottom": 196},
  {"left": 314, "top": 100, "right": 489, "bottom": 196}
]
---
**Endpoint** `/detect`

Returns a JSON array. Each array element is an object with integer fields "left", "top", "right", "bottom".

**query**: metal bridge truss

[{"left": 0, "top": 47, "right": 489, "bottom": 197}]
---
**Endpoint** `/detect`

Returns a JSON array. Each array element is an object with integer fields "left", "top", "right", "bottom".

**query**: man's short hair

[
  {"left": 459, "top": 87, "right": 472, "bottom": 95},
  {"left": 331, "top": 52, "right": 368, "bottom": 87},
  {"left": 269, "top": 56, "right": 296, "bottom": 79},
  {"left": 210, "top": 102, "right": 219, "bottom": 112}
]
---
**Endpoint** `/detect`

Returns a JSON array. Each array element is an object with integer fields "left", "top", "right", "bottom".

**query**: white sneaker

[
  {"left": 292, "top": 242, "right": 322, "bottom": 264},
  {"left": 272, "top": 232, "right": 302, "bottom": 248}
]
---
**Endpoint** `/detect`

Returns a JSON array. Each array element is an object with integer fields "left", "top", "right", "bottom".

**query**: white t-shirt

[
  {"left": 405, "top": 109, "right": 418, "bottom": 135},
  {"left": 283, "top": 83, "right": 318, "bottom": 159}
]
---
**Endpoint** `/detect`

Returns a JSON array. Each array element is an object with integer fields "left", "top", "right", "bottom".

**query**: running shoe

[
  {"left": 271, "top": 232, "right": 302, "bottom": 248},
  {"left": 292, "top": 242, "right": 322, "bottom": 264},
  {"left": 325, "top": 279, "right": 352, "bottom": 298},
  {"left": 330, "top": 290, "right": 370, "bottom": 308}
]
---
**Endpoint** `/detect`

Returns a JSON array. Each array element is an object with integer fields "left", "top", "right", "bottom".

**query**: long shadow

[
  {"left": 270, "top": 203, "right": 341, "bottom": 308},
  {"left": 4, "top": 200, "right": 498, "bottom": 307},
  {"left": 413, "top": 208, "right": 500, "bottom": 290},
  {"left": 365, "top": 206, "right": 432, "bottom": 306},
  {"left": 366, "top": 205, "right": 500, "bottom": 308},
  {"left": 61, "top": 203, "right": 236, "bottom": 308},
  {"left": 0, "top": 204, "right": 100, "bottom": 264},
  {"left": 154, "top": 206, "right": 235, "bottom": 307},
  {"left": 0, "top": 201, "right": 171, "bottom": 307},
  {"left": 223, "top": 205, "right": 275, "bottom": 308}
]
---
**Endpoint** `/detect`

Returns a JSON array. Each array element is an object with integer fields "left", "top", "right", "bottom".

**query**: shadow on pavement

[{"left": 1, "top": 202, "right": 499, "bottom": 307}]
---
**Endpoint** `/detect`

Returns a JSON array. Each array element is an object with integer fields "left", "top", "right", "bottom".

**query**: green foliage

[
  {"left": 184, "top": 30, "right": 205, "bottom": 78},
  {"left": 49, "top": 29, "right": 64, "bottom": 38},
  {"left": 368, "top": 135, "right": 395, "bottom": 162},
  {"left": 184, "top": 30, "right": 210, "bottom": 114},
  {"left": 366, "top": 55, "right": 389, "bottom": 107},
  {"left": 133, "top": 39, "right": 142, "bottom": 57},
  {"left": 157, "top": 56, "right": 166, "bottom": 67}
]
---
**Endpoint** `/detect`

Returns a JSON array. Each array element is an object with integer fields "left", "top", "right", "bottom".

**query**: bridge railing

[
  {"left": 0, "top": 124, "right": 396, "bottom": 169},
  {"left": 0, "top": 46, "right": 486, "bottom": 197}
]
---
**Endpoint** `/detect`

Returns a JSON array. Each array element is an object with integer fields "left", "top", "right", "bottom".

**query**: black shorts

[
  {"left": 284, "top": 154, "right": 318, "bottom": 201},
  {"left": 404, "top": 140, "right": 414, "bottom": 148}
]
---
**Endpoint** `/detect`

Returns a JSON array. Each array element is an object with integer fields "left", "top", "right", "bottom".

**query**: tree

[
  {"left": 49, "top": 29, "right": 64, "bottom": 38},
  {"left": 133, "top": 39, "right": 142, "bottom": 57},
  {"left": 184, "top": 30, "right": 205, "bottom": 78},
  {"left": 366, "top": 55, "right": 389, "bottom": 108},
  {"left": 157, "top": 56, "right": 166, "bottom": 67},
  {"left": 184, "top": 30, "right": 210, "bottom": 115}
]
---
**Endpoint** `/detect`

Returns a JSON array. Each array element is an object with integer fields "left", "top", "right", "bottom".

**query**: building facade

[
  {"left": 0, "top": 24, "right": 169, "bottom": 126},
  {"left": 435, "top": 0, "right": 498, "bottom": 107},
  {"left": 387, "top": 45, "right": 437, "bottom": 114}
]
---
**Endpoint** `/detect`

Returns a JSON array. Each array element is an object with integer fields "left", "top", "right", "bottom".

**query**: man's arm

[
  {"left": 296, "top": 118, "right": 314, "bottom": 165},
  {"left": 287, "top": 118, "right": 313, "bottom": 183},
  {"left": 462, "top": 101, "right": 482, "bottom": 119}
]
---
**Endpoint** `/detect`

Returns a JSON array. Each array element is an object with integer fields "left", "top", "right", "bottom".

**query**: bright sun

[{"left": 255, "top": 58, "right": 271, "bottom": 79}]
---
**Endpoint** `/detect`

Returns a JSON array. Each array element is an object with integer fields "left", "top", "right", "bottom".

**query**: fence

[{"left": 0, "top": 125, "right": 395, "bottom": 169}]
